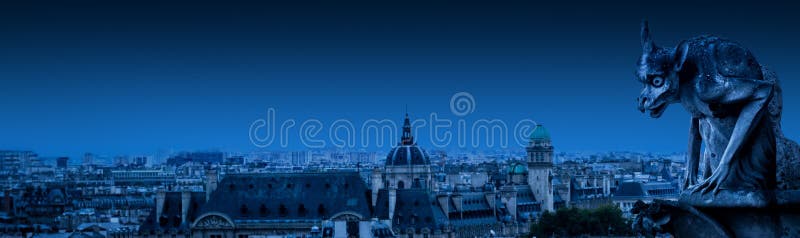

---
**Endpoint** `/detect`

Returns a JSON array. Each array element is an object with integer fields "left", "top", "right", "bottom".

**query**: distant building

[
  {"left": 111, "top": 169, "right": 176, "bottom": 186},
  {"left": 291, "top": 151, "right": 310, "bottom": 166},
  {"left": 133, "top": 156, "right": 148, "bottom": 167},
  {"left": 114, "top": 156, "right": 130, "bottom": 166},
  {"left": 56, "top": 157, "right": 69, "bottom": 169},
  {"left": 0, "top": 150, "right": 37, "bottom": 175},
  {"left": 349, "top": 151, "right": 376, "bottom": 165},
  {"left": 138, "top": 172, "right": 374, "bottom": 238},
  {"left": 166, "top": 152, "right": 224, "bottom": 166},
  {"left": 83, "top": 152, "right": 94, "bottom": 166},
  {"left": 526, "top": 124, "right": 554, "bottom": 212},
  {"left": 613, "top": 181, "right": 679, "bottom": 218},
  {"left": 224, "top": 155, "right": 245, "bottom": 165}
]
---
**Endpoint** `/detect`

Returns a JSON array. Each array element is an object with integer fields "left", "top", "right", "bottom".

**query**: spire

[{"left": 401, "top": 113, "right": 414, "bottom": 145}]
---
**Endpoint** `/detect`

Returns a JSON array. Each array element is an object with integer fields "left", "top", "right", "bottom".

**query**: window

[
  {"left": 210, "top": 235, "right": 222, "bottom": 238},
  {"left": 279, "top": 204, "right": 288, "bottom": 217},
  {"left": 240, "top": 204, "right": 248, "bottom": 215},
  {"left": 318, "top": 204, "right": 326, "bottom": 216},
  {"left": 260, "top": 204, "right": 268, "bottom": 215},
  {"left": 298, "top": 204, "right": 307, "bottom": 217}
]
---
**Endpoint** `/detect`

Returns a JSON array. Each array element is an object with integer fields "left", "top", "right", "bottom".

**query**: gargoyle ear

[
  {"left": 641, "top": 20, "right": 656, "bottom": 53},
  {"left": 673, "top": 43, "right": 689, "bottom": 71}
]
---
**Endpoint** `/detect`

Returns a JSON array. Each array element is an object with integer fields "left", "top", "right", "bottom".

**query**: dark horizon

[{"left": 2, "top": 0, "right": 799, "bottom": 158}]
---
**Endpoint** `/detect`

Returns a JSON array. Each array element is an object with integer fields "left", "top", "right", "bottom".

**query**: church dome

[
  {"left": 385, "top": 113, "right": 431, "bottom": 166},
  {"left": 385, "top": 145, "right": 431, "bottom": 166},
  {"left": 530, "top": 124, "right": 550, "bottom": 140},
  {"left": 507, "top": 162, "right": 528, "bottom": 175}
]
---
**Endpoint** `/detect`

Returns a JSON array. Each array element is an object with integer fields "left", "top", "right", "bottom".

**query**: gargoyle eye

[{"left": 651, "top": 76, "right": 664, "bottom": 87}]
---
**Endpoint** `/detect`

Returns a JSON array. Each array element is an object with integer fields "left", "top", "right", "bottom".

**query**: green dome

[
  {"left": 530, "top": 124, "right": 550, "bottom": 140},
  {"left": 507, "top": 163, "right": 528, "bottom": 175}
]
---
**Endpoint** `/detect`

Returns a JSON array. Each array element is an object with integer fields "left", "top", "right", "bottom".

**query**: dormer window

[
  {"left": 240, "top": 204, "right": 248, "bottom": 215},
  {"left": 260, "top": 204, "right": 269, "bottom": 215}
]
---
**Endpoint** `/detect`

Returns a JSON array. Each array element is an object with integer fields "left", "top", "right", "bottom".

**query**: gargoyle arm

[
  {"left": 695, "top": 77, "right": 774, "bottom": 194},
  {"left": 684, "top": 117, "right": 701, "bottom": 190}
]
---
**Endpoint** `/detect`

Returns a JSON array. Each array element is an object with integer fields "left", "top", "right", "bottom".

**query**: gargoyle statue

[{"left": 635, "top": 21, "right": 799, "bottom": 194}]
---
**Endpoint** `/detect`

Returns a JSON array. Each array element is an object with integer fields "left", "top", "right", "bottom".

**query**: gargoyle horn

[{"left": 641, "top": 20, "right": 656, "bottom": 53}]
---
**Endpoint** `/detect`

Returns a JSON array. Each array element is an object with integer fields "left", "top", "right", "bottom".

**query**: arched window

[{"left": 398, "top": 180, "right": 405, "bottom": 189}]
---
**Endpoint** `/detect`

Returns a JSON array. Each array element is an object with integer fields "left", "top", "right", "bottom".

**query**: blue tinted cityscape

[{"left": 2, "top": 1, "right": 798, "bottom": 238}]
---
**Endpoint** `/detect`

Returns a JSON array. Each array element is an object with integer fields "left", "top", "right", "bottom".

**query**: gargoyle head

[{"left": 636, "top": 21, "right": 688, "bottom": 118}]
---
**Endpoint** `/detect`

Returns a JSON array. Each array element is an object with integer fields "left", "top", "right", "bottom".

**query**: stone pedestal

[{"left": 634, "top": 190, "right": 800, "bottom": 237}]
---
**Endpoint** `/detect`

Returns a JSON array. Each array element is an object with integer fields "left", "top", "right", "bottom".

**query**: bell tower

[{"left": 527, "top": 124, "right": 554, "bottom": 212}]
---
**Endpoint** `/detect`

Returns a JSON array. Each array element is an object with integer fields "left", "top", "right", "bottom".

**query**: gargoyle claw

[{"left": 691, "top": 169, "right": 728, "bottom": 195}]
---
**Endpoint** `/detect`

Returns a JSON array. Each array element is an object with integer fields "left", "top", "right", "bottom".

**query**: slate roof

[
  {"left": 374, "top": 189, "right": 448, "bottom": 232},
  {"left": 200, "top": 172, "right": 372, "bottom": 222},
  {"left": 460, "top": 193, "right": 490, "bottom": 212},
  {"left": 614, "top": 182, "right": 646, "bottom": 198},
  {"left": 139, "top": 191, "right": 206, "bottom": 233},
  {"left": 613, "top": 181, "right": 678, "bottom": 199},
  {"left": 448, "top": 192, "right": 498, "bottom": 227}
]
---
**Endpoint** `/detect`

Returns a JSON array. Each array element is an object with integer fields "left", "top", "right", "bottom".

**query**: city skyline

[
  {"left": 4, "top": 1, "right": 795, "bottom": 237},
  {"left": 2, "top": 1, "right": 799, "bottom": 158}
]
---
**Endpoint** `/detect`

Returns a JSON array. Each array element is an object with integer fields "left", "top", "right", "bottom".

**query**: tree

[{"left": 530, "top": 205, "right": 633, "bottom": 237}]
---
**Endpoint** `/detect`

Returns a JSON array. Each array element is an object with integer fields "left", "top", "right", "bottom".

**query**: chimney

[
  {"left": 181, "top": 191, "right": 191, "bottom": 225},
  {"left": 500, "top": 187, "right": 517, "bottom": 221},
  {"left": 484, "top": 192, "right": 496, "bottom": 210},
  {"left": 156, "top": 189, "right": 166, "bottom": 221},
  {"left": 437, "top": 194, "right": 450, "bottom": 215},
  {"left": 452, "top": 194, "right": 463, "bottom": 219},
  {"left": 371, "top": 169, "right": 382, "bottom": 207},
  {"left": 205, "top": 169, "right": 218, "bottom": 201},
  {"left": 388, "top": 187, "right": 397, "bottom": 220}
]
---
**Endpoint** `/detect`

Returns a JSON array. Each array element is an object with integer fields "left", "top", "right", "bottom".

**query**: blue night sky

[{"left": 1, "top": 0, "right": 799, "bottom": 158}]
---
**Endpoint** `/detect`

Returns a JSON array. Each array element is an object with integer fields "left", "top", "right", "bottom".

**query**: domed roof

[
  {"left": 385, "top": 113, "right": 431, "bottom": 166},
  {"left": 507, "top": 162, "right": 528, "bottom": 175},
  {"left": 385, "top": 145, "right": 431, "bottom": 166},
  {"left": 530, "top": 124, "right": 550, "bottom": 140}
]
